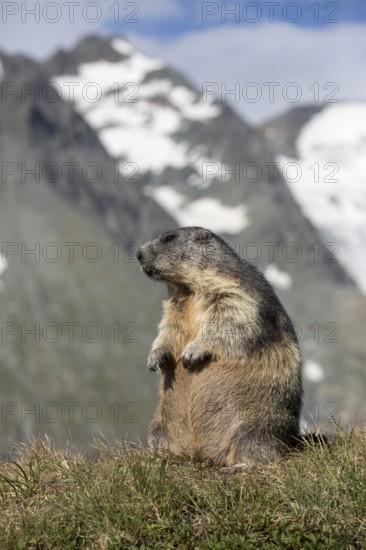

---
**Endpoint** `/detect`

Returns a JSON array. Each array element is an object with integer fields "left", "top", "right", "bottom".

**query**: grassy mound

[{"left": 0, "top": 429, "right": 365, "bottom": 549}]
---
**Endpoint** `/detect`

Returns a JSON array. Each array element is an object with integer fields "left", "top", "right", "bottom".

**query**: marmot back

[{"left": 137, "top": 227, "right": 303, "bottom": 473}]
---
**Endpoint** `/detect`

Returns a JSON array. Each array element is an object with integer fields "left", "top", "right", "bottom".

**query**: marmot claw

[
  {"left": 182, "top": 344, "right": 211, "bottom": 370},
  {"left": 147, "top": 348, "right": 173, "bottom": 372}
]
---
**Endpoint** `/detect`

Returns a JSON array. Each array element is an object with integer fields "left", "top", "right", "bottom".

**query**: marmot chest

[{"left": 167, "top": 294, "right": 204, "bottom": 355}]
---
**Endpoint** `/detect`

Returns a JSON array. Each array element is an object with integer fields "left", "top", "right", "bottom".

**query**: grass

[{"left": 0, "top": 429, "right": 365, "bottom": 549}]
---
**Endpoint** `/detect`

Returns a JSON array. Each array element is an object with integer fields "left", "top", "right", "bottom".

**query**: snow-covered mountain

[
  {"left": 0, "top": 35, "right": 366, "bottom": 450},
  {"left": 50, "top": 36, "right": 253, "bottom": 234},
  {"left": 262, "top": 103, "right": 366, "bottom": 294},
  {"left": 55, "top": 39, "right": 220, "bottom": 176}
]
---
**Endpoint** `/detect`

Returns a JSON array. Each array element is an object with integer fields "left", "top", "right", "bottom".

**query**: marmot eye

[{"left": 163, "top": 234, "right": 175, "bottom": 243}]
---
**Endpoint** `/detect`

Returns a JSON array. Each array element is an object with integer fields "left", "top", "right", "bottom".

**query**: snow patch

[
  {"left": 145, "top": 185, "right": 184, "bottom": 211},
  {"left": 264, "top": 264, "right": 292, "bottom": 290},
  {"left": 304, "top": 360, "right": 325, "bottom": 383},
  {"left": 277, "top": 103, "right": 366, "bottom": 294},
  {"left": 111, "top": 37, "right": 135, "bottom": 57},
  {"left": 0, "top": 255, "right": 8, "bottom": 291},
  {"left": 138, "top": 79, "right": 221, "bottom": 121},
  {"left": 0, "top": 255, "right": 8, "bottom": 277},
  {"left": 178, "top": 198, "right": 250, "bottom": 233},
  {"left": 298, "top": 103, "right": 366, "bottom": 156},
  {"left": 57, "top": 59, "right": 164, "bottom": 105},
  {"left": 146, "top": 186, "right": 250, "bottom": 234}
]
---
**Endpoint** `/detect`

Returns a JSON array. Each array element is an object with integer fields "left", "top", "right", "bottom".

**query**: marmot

[{"left": 137, "top": 227, "right": 303, "bottom": 473}]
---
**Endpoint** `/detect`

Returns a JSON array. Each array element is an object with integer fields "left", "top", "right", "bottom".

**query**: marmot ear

[{"left": 196, "top": 229, "right": 211, "bottom": 242}]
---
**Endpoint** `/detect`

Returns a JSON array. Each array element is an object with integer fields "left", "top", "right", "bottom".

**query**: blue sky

[
  {"left": 106, "top": 0, "right": 366, "bottom": 36},
  {"left": 0, "top": 0, "right": 365, "bottom": 123}
]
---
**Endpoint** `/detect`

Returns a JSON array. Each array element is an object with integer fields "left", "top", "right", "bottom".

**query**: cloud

[
  {"left": 127, "top": 23, "right": 366, "bottom": 124},
  {"left": 0, "top": 0, "right": 109, "bottom": 59},
  {"left": 0, "top": 0, "right": 183, "bottom": 60},
  {"left": 132, "top": 0, "right": 183, "bottom": 19}
]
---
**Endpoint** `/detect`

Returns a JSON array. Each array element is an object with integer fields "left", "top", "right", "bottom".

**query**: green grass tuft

[{"left": 0, "top": 429, "right": 365, "bottom": 549}]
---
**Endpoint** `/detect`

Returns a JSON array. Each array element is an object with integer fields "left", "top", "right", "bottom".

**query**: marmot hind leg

[{"left": 221, "top": 429, "right": 292, "bottom": 473}]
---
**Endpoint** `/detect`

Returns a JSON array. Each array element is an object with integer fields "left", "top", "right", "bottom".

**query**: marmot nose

[{"left": 136, "top": 248, "right": 143, "bottom": 262}]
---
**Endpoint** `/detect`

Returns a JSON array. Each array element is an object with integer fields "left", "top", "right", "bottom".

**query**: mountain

[
  {"left": 0, "top": 36, "right": 365, "bottom": 452},
  {"left": 262, "top": 103, "right": 366, "bottom": 294},
  {"left": 0, "top": 43, "right": 175, "bottom": 449}
]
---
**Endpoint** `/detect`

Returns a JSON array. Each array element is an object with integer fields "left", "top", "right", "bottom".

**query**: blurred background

[{"left": 0, "top": 0, "right": 365, "bottom": 452}]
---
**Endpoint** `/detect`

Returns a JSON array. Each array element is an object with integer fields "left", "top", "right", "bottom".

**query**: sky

[{"left": 0, "top": 0, "right": 365, "bottom": 124}]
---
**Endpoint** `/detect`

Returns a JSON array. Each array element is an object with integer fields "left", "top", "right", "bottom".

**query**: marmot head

[{"left": 137, "top": 227, "right": 238, "bottom": 288}]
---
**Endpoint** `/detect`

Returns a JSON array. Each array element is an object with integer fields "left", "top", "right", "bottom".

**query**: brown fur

[{"left": 137, "top": 227, "right": 303, "bottom": 471}]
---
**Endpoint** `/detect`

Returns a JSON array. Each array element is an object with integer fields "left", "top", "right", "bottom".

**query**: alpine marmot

[{"left": 137, "top": 227, "right": 303, "bottom": 473}]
